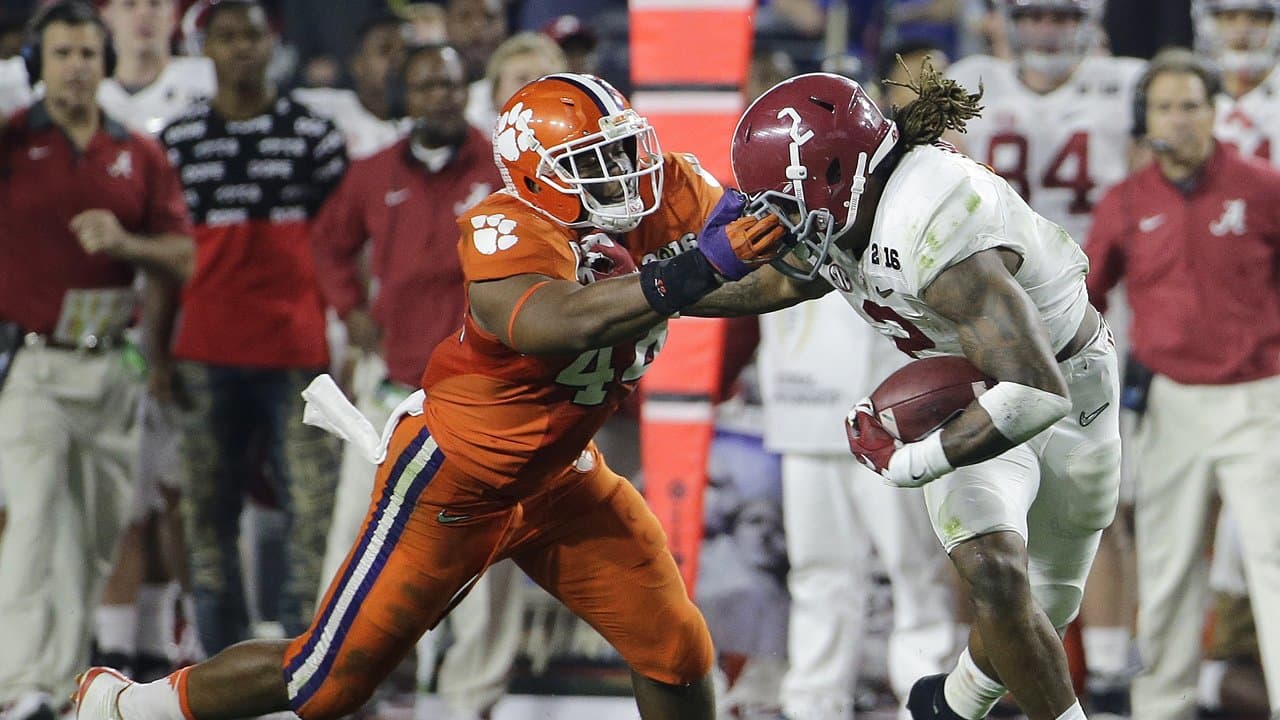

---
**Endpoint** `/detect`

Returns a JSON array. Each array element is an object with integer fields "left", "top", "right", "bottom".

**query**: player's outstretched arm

[
  {"left": 686, "top": 261, "right": 833, "bottom": 317},
  {"left": 923, "top": 247, "right": 1071, "bottom": 466},
  {"left": 469, "top": 272, "right": 666, "bottom": 356},
  {"left": 468, "top": 190, "right": 795, "bottom": 355}
]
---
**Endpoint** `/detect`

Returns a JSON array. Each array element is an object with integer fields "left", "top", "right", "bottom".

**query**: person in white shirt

[
  {"left": 464, "top": 31, "right": 566, "bottom": 134},
  {"left": 293, "top": 14, "right": 406, "bottom": 160},
  {"left": 946, "top": 0, "right": 1144, "bottom": 249},
  {"left": 98, "top": 0, "right": 213, "bottom": 134},
  {"left": 761, "top": 293, "right": 959, "bottom": 720},
  {"left": 761, "top": 43, "right": 960, "bottom": 720},
  {"left": 1199, "top": 0, "right": 1280, "bottom": 162}
]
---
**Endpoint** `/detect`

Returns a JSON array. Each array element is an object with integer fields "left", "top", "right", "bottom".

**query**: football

[{"left": 869, "top": 356, "right": 995, "bottom": 442}]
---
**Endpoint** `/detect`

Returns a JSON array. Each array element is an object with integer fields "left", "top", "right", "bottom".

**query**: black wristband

[{"left": 639, "top": 250, "right": 722, "bottom": 316}]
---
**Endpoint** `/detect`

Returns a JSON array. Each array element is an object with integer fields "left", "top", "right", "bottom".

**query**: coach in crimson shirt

[
  {"left": 0, "top": 1, "right": 192, "bottom": 714},
  {"left": 1086, "top": 49, "right": 1280, "bottom": 720}
]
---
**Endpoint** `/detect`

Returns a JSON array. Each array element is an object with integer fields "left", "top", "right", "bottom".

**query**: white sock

[
  {"left": 96, "top": 604, "right": 139, "bottom": 656},
  {"left": 943, "top": 649, "right": 1007, "bottom": 720},
  {"left": 174, "top": 592, "right": 207, "bottom": 663},
  {"left": 1197, "top": 659, "right": 1228, "bottom": 711},
  {"left": 1082, "top": 626, "right": 1131, "bottom": 678},
  {"left": 136, "top": 583, "right": 176, "bottom": 659},
  {"left": 117, "top": 668, "right": 191, "bottom": 720},
  {"left": 1055, "top": 699, "right": 1087, "bottom": 720}
]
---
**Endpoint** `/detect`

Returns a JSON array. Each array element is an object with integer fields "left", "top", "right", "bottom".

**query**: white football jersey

[
  {"left": 947, "top": 54, "right": 1146, "bottom": 245},
  {"left": 823, "top": 144, "right": 1090, "bottom": 360},
  {"left": 0, "top": 56, "right": 33, "bottom": 118},
  {"left": 292, "top": 87, "right": 405, "bottom": 160},
  {"left": 97, "top": 57, "right": 215, "bottom": 135},
  {"left": 1215, "top": 66, "right": 1280, "bottom": 165}
]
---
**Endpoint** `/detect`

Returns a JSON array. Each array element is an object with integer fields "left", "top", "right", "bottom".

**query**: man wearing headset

[
  {"left": 0, "top": 3, "right": 193, "bottom": 719},
  {"left": 1086, "top": 48, "right": 1280, "bottom": 720}
]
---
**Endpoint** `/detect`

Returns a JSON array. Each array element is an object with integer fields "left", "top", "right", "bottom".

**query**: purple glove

[{"left": 695, "top": 189, "right": 786, "bottom": 281}]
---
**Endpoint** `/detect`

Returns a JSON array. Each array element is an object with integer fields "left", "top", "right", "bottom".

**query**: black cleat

[{"left": 908, "top": 673, "right": 973, "bottom": 720}]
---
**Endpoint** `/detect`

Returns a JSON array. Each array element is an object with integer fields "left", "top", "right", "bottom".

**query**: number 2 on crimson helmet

[{"left": 730, "top": 72, "right": 899, "bottom": 281}]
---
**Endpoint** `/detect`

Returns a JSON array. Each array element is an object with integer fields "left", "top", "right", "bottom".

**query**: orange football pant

[{"left": 281, "top": 414, "right": 713, "bottom": 719}]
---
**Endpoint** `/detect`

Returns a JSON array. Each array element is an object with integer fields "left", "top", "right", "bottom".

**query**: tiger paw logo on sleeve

[
  {"left": 494, "top": 102, "right": 539, "bottom": 162},
  {"left": 471, "top": 213, "right": 519, "bottom": 254}
]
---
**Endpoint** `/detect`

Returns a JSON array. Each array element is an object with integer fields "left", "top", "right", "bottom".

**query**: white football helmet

[
  {"left": 1193, "top": 0, "right": 1280, "bottom": 75},
  {"left": 1001, "top": 0, "right": 1100, "bottom": 80}
]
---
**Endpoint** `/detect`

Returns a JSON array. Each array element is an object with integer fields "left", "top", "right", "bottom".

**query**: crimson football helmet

[
  {"left": 731, "top": 72, "right": 898, "bottom": 280},
  {"left": 493, "top": 73, "right": 663, "bottom": 233},
  {"left": 1001, "top": 0, "right": 1099, "bottom": 80},
  {"left": 1194, "top": 0, "right": 1280, "bottom": 74}
]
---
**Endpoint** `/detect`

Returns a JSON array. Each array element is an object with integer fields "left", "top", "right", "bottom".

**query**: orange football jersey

[{"left": 420, "top": 152, "right": 723, "bottom": 485}]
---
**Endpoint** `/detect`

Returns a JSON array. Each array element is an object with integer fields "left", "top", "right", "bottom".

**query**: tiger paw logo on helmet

[
  {"left": 472, "top": 213, "right": 518, "bottom": 254},
  {"left": 495, "top": 102, "right": 539, "bottom": 163}
]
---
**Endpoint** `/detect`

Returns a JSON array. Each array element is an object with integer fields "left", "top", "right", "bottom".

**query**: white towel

[{"left": 301, "top": 374, "right": 425, "bottom": 465}]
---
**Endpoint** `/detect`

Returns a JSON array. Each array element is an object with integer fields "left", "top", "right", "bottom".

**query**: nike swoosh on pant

[{"left": 1079, "top": 402, "right": 1110, "bottom": 426}]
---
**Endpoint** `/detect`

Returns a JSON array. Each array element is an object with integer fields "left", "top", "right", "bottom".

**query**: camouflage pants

[{"left": 175, "top": 362, "right": 338, "bottom": 654}]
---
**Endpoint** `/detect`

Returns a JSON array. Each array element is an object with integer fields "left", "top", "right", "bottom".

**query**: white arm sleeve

[{"left": 976, "top": 381, "right": 1071, "bottom": 445}]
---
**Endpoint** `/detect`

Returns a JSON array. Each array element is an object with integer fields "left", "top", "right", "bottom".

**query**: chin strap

[{"left": 843, "top": 151, "right": 870, "bottom": 238}]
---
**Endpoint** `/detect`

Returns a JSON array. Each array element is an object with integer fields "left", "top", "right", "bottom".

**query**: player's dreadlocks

[{"left": 884, "top": 55, "right": 984, "bottom": 147}]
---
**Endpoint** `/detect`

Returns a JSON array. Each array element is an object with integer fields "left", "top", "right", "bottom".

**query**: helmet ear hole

[
  {"left": 524, "top": 177, "right": 541, "bottom": 194},
  {"left": 826, "top": 158, "right": 842, "bottom": 185}
]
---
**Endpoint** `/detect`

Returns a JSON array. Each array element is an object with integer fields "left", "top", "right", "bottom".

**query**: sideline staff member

[
  {"left": 0, "top": 1, "right": 192, "bottom": 716},
  {"left": 1087, "top": 48, "right": 1280, "bottom": 720}
]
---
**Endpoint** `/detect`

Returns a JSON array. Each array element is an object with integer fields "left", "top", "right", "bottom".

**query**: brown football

[{"left": 869, "top": 356, "right": 995, "bottom": 442}]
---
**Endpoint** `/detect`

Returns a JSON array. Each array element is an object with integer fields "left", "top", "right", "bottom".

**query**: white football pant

[{"left": 922, "top": 322, "right": 1122, "bottom": 633}]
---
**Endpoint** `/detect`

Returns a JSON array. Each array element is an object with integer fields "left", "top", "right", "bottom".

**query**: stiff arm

[
  {"left": 469, "top": 255, "right": 836, "bottom": 357},
  {"left": 687, "top": 262, "right": 834, "bottom": 316},
  {"left": 469, "top": 272, "right": 665, "bottom": 356}
]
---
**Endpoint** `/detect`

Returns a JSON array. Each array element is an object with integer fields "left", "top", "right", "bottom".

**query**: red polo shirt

[
  {"left": 310, "top": 128, "right": 501, "bottom": 386},
  {"left": 1087, "top": 143, "right": 1280, "bottom": 385},
  {"left": 0, "top": 101, "right": 191, "bottom": 334},
  {"left": 161, "top": 97, "right": 347, "bottom": 369}
]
